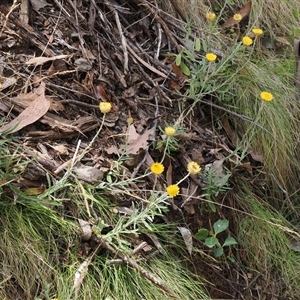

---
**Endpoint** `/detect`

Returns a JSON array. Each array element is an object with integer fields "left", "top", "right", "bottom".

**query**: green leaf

[
  {"left": 223, "top": 237, "right": 237, "bottom": 247},
  {"left": 205, "top": 236, "right": 218, "bottom": 248},
  {"left": 213, "top": 247, "right": 224, "bottom": 257},
  {"left": 175, "top": 53, "right": 182, "bottom": 66},
  {"left": 183, "top": 49, "right": 196, "bottom": 61},
  {"left": 180, "top": 62, "right": 191, "bottom": 76},
  {"left": 208, "top": 201, "right": 216, "bottom": 212},
  {"left": 213, "top": 219, "right": 229, "bottom": 235},
  {"left": 195, "top": 228, "right": 209, "bottom": 240},
  {"left": 195, "top": 38, "right": 201, "bottom": 52}
]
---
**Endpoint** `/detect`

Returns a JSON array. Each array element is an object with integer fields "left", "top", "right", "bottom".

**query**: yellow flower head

[
  {"left": 99, "top": 102, "right": 112, "bottom": 114},
  {"left": 206, "top": 12, "right": 216, "bottom": 22},
  {"left": 166, "top": 184, "right": 180, "bottom": 197},
  {"left": 233, "top": 14, "right": 242, "bottom": 22},
  {"left": 165, "top": 126, "right": 176, "bottom": 136},
  {"left": 252, "top": 28, "right": 263, "bottom": 36},
  {"left": 205, "top": 53, "right": 217, "bottom": 62},
  {"left": 187, "top": 161, "right": 201, "bottom": 175},
  {"left": 150, "top": 162, "right": 164, "bottom": 175},
  {"left": 127, "top": 116, "right": 134, "bottom": 124},
  {"left": 242, "top": 36, "right": 253, "bottom": 46},
  {"left": 260, "top": 91, "right": 273, "bottom": 102}
]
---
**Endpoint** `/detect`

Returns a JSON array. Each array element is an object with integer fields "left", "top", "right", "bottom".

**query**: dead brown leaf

[
  {"left": 14, "top": 93, "right": 64, "bottom": 112},
  {"left": 29, "top": 0, "right": 49, "bottom": 11},
  {"left": 124, "top": 125, "right": 149, "bottom": 154},
  {"left": 0, "top": 82, "right": 50, "bottom": 133},
  {"left": 248, "top": 149, "right": 265, "bottom": 163},
  {"left": 48, "top": 59, "right": 67, "bottom": 75},
  {"left": 25, "top": 54, "right": 69, "bottom": 66},
  {"left": 94, "top": 85, "right": 110, "bottom": 101},
  {"left": 222, "top": 1, "right": 252, "bottom": 27},
  {"left": 105, "top": 125, "right": 149, "bottom": 155}
]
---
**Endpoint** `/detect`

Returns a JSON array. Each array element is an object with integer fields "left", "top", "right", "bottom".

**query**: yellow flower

[
  {"left": 260, "top": 91, "right": 273, "bottom": 102},
  {"left": 252, "top": 28, "right": 263, "bottom": 36},
  {"left": 99, "top": 102, "right": 112, "bottom": 114},
  {"left": 205, "top": 53, "right": 217, "bottom": 62},
  {"left": 166, "top": 184, "right": 180, "bottom": 197},
  {"left": 233, "top": 14, "right": 242, "bottom": 22},
  {"left": 242, "top": 36, "right": 253, "bottom": 46},
  {"left": 206, "top": 12, "right": 216, "bottom": 22},
  {"left": 187, "top": 161, "right": 201, "bottom": 175},
  {"left": 127, "top": 116, "right": 134, "bottom": 124},
  {"left": 150, "top": 162, "right": 164, "bottom": 175},
  {"left": 165, "top": 126, "right": 176, "bottom": 136}
]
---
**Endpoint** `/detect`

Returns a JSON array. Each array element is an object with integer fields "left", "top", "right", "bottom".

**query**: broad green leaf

[
  {"left": 195, "top": 228, "right": 209, "bottom": 240},
  {"left": 213, "top": 219, "right": 229, "bottom": 235},
  {"left": 175, "top": 53, "right": 182, "bottom": 66},
  {"left": 195, "top": 38, "right": 201, "bottom": 51},
  {"left": 180, "top": 62, "right": 190, "bottom": 76},
  {"left": 223, "top": 237, "right": 237, "bottom": 247},
  {"left": 205, "top": 236, "right": 218, "bottom": 248},
  {"left": 213, "top": 247, "right": 224, "bottom": 257}
]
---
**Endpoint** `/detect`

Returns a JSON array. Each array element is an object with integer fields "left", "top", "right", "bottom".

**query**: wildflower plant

[
  {"left": 156, "top": 123, "right": 184, "bottom": 159},
  {"left": 196, "top": 219, "right": 237, "bottom": 257}
]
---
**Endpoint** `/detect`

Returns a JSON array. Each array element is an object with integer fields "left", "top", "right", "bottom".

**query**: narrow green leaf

[
  {"left": 180, "top": 62, "right": 190, "bottom": 76},
  {"left": 213, "top": 219, "right": 229, "bottom": 235},
  {"left": 195, "top": 228, "right": 209, "bottom": 240},
  {"left": 175, "top": 53, "right": 182, "bottom": 66},
  {"left": 195, "top": 38, "right": 201, "bottom": 51},
  {"left": 205, "top": 236, "right": 218, "bottom": 248},
  {"left": 208, "top": 201, "right": 216, "bottom": 212},
  {"left": 183, "top": 49, "right": 196, "bottom": 61},
  {"left": 223, "top": 237, "right": 237, "bottom": 247}
]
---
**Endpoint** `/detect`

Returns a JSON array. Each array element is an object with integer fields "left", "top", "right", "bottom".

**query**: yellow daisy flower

[
  {"left": 233, "top": 14, "right": 242, "bottom": 22},
  {"left": 206, "top": 12, "right": 216, "bottom": 22},
  {"left": 187, "top": 161, "right": 201, "bottom": 175},
  {"left": 166, "top": 184, "right": 180, "bottom": 197},
  {"left": 242, "top": 36, "right": 253, "bottom": 46},
  {"left": 127, "top": 116, "right": 134, "bottom": 124},
  {"left": 205, "top": 53, "right": 217, "bottom": 62},
  {"left": 165, "top": 126, "right": 176, "bottom": 136},
  {"left": 150, "top": 162, "right": 164, "bottom": 175},
  {"left": 99, "top": 102, "right": 112, "bottom": 114},
  {"left": 252, "top": 28, "right": 263, "bottom": 36},
  {"left": 260, "top": 91, "right": 273, "bottom": 102}
]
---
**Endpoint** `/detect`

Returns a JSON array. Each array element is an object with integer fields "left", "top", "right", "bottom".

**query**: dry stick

[
  {"left": 98, "top": 41, "right": 127, "bottom": 88},
  {"left": 126, "top": 42, "right": 168, "bottom": 79},
  {"left": 93, "top": 236, "right": 179, "bottom": 299},
  {"left": 114, "top": 10, "right": 128, "bottom": 72},
  {"left": 168, "top": 0, "right": 187, "bottom": 22},
  {"left": 134, "top": 0, "right": 181, "bottom": 52},
  {"left": 155, "top": 22, "right": 162, "bottom": 60},
  {"left": 103, "top": 0, "right": 129, "bottom": 73},
  {"left": 1, "top": 5, "right": 58, "bottom": 57}
]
